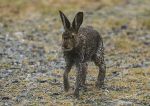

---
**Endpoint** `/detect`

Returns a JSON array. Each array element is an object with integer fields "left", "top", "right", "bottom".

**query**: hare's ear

[
  {"left": 59, "top": 11, "right": 71, "bottom": 30},
  {"left": 72, "top": 12, "right": 83, "bottom": 32}
]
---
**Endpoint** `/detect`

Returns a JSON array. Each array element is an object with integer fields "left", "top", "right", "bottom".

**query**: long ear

[
  {"left": 72, "top": 12, "right": 83, "bottom": 32},
  {"left": 59, "top": 11, "right": 71, "bottom": 30}
]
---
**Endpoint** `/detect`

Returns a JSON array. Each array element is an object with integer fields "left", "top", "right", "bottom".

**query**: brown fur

[{"left": 59, "top": 11, "right": 106, "bottom": 98}]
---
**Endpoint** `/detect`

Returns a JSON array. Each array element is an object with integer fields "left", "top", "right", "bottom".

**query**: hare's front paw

[
  {"left": 64, "top": 82, "right": 70, "bottom": 92},
  {"left": 95, "top": 81, "right": 105, "bottom": 89},
  {"left": 73, "top": 90, "right": 79, "bottom": 98}
]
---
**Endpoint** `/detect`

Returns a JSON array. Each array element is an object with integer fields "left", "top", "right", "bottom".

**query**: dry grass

[
  {"left": 112, "top": 36, "right": 140, "bottom": 53},
  {"left": 47, "top": 66, "right": 150, "bottom": 105},
  {"left": 1, "top": 0, "right": 150, "bottom": 105}
]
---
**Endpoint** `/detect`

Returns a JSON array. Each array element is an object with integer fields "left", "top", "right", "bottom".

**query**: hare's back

[
  {"left": 79, "top": 26, "right": 101, "bottom": 44},
  {"left": 78, "top": 27, "right": 101, "bottom": 60}
]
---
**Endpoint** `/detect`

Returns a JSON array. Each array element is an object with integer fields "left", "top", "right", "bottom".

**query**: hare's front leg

[
  {"left": 81, "top": 63, "right": 87, "bottom": 88},
  {"left": 74, "top": 63, "right": 84, "bottom": 98},
  {"left": 63, "top": 62, "right": 73, "bottom": 92}
]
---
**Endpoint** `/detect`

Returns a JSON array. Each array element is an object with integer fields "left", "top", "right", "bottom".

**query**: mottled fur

[{"left": 59, "top": 11, "right": 106, "bottom": 98}]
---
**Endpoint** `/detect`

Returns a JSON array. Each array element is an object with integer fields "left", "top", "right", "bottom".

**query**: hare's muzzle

[{"left": 62, "top": 43, "right": 73, "bottom": 51}]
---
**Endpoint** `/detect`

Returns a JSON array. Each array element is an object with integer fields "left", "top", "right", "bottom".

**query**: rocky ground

[{"left": 0, "top": 0, "right": 150, "bottom": 106}]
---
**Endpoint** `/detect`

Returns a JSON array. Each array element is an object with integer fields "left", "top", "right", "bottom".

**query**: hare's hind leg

[
  {"left": 64, "top": 62, "right": 73, "bottom": 92},
  {"left": 93, "top": 48, "right": 106, "bottom": 89}
]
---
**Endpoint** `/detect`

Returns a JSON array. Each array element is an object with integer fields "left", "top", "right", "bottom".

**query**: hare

[{"left": 59, "top": 11, "right": 106, "bottom": 98}]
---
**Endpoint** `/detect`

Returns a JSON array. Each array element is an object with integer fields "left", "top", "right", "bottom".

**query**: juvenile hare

[{"left": 59, "top": 11, "right": 106, "bottom": 98}]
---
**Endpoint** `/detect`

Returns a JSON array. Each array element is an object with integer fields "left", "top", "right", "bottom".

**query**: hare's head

[{"left": 59, "top": 11, "right": 83, "bottom": 51}]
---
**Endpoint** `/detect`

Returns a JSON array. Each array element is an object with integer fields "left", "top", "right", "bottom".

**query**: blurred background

[
  {"left": 1, "top": 0, "right": 150, "bottom": 34},
  {"left": 0, "top": 0, "right": 128, "bottom": 18},
  {"left": 0, "top": 0, "right": 150, "bottom": 106}
]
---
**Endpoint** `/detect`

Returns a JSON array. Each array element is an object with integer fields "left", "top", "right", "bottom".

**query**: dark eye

[{"left": 71, "top": 36, "right": 74, "bottom": 39}]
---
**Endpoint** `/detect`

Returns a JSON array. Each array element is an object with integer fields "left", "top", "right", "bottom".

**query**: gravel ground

[{"left": 0, "top": 0, "right": 150, "bottom": 106}]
